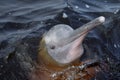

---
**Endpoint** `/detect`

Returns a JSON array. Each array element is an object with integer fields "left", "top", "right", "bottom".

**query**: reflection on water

[
  {"left": 0, "top": 0, "right": 120, "bottom": 80},
  {"left": 0, "top": 0, "right": 66, "bottom": 23}
]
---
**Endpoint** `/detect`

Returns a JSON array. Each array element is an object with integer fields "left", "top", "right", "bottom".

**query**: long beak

[
  {"left": 58, "top": 16, "right": 105, "bottom": 64},
  {"left": 62, "top": 16, "right": 105, "bottom": 45}
]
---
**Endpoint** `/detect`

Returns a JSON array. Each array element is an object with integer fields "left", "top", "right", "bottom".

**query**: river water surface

[{"left": 0, "top": 0, "right": 120, "bottom": 80}]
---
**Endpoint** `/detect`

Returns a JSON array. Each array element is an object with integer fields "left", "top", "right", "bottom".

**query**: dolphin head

[{"left": 39, "top": 16, "right": 105, "bottom": 66}]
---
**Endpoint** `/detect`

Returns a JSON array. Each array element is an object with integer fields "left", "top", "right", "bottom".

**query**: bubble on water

[{"left": 62, "top": 13, "right": 68, "bottom": 18}]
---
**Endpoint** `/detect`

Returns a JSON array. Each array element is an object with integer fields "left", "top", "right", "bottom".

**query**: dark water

[{"left": 0, "top": 0, "right": 120, "bottom": 80}]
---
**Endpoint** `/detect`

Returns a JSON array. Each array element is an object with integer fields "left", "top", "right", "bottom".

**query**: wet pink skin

[{"left": 45, "top": 16, "right": 105, "bottom": 64}]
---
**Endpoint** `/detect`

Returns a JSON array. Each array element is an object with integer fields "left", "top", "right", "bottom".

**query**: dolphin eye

[{"left": 50, "top": 45, "right": 55, "bottom": 49}]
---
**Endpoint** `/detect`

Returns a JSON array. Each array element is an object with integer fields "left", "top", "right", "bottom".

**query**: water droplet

[
  {"left": 114, "top": 44, "right": 117, "bottom": 48},
  {"left": 75, "top": 6, "right": 79, "bottom": 9},
  {"left": 85, "top": 4, "right": 90, "bottom": 8},
  {"left": 63, "top": 13, "right": 68, "bottom": 18},
  {"left": 67, "top": 5, "right": 70, "bottom": 8},
  {"left": 114, "top": 9, "right": 119, "bottom": 14}
]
